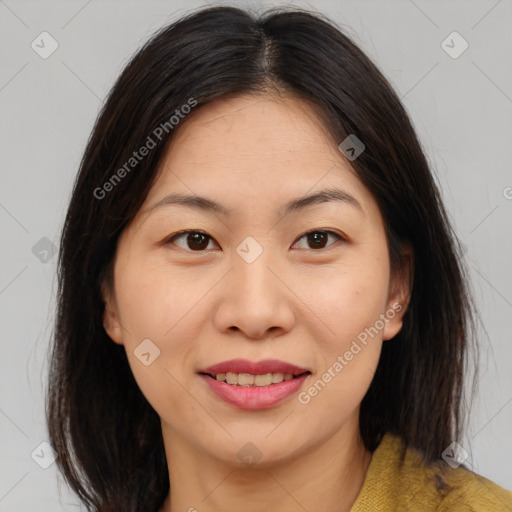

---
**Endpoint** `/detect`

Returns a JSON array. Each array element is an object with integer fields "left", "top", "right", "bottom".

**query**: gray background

[{"left": 1, "top": 0, "right": 511, "bottom": 509}]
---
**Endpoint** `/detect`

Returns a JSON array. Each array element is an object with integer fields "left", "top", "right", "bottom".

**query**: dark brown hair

[{"left": 46, "top": 5, "right": 478, "bottom": 511}]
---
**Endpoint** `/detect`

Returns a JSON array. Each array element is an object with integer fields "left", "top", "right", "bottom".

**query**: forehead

[
  {"left": 169, "top": 93, "right": 341, "bottom": 164},
  {"left": 139, "top": 93, "right": 379, "bottom": 225}
]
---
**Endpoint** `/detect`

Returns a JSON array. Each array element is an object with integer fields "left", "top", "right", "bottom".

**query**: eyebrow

[{"left": 146, "top": 187, "right": 363, "bottom": 218}]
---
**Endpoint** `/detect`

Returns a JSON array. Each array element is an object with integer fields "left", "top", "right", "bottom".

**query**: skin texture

[{"left": 102, "top": 93, "right": 412, "bottom": 512}]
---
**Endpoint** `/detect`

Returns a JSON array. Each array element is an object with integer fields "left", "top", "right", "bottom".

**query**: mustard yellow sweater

[{"left": 350, "top": 433, "right": 512, "bottom": 511}]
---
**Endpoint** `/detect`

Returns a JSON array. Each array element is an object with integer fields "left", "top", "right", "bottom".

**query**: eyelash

[{"left": 162, "top": 229, "right": 345, "bottom": 252}]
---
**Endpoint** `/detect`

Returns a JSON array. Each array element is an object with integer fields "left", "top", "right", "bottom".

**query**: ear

[
  {"left": 101, "top": 282, "right": 124, "bottom": 345},
  {"left": 382, "top": 243, "right": 414, "bottom": 341}
]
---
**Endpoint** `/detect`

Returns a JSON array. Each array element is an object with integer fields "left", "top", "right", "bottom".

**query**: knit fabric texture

[{"left": 350, "top": 432, "right": 512, "bottom": 511}]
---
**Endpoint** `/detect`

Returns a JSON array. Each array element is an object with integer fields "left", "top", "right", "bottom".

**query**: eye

[
  {"left": 163, "top": 229, "right": 344, "bottom": 252},
  {"left": 292, "top": 230, "right": 344, "bottom": 250},
  {"left": 165, "top": 230, "right": 218, "bottom": 251}
]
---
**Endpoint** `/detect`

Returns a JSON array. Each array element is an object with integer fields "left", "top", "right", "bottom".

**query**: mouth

[
  {"left": 198, "top": 359, "right": 312, "bottom": 409},
  {"left": 200, "top": 370, "right": 311, "bottom": 387}
]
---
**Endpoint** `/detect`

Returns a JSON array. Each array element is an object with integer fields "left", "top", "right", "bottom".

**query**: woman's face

[{"left": 103, "top": 93, "right": 410, "bottom": 467}]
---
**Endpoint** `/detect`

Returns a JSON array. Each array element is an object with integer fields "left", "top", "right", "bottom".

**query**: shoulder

[
  {"left": 433, "top": 464, "right": 512, "bottom": 512},
  {"left": 350, "top": 433, "right": 512, "bottom": 512},
  {"left": 397, "top": 434, "right": 512, "bottom": 512}
]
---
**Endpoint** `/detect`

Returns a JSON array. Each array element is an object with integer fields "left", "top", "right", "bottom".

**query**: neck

[{"left": 159, "top": 418, "right": 372, "bottom": 512}]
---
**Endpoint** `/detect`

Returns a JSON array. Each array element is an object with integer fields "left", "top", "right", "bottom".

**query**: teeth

[
  {"left": 272, "top": 372, "right": 283, "bottom": 383},
  {"left": 255, "top": 373, "right": 272, "bottom": 386},
  {"left": 238, "top": 373, "right": 255, "bottom": 386},
  {"left": 226, "top": 372, "right": 238, "bottom": 385},
  {"left": 213, "top": 372, "right": 298, "bottom": 386}
]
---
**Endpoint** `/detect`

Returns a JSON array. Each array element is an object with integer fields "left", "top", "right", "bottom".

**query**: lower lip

[{"left": 200, "top": 373, "right": 310, "bottom": 410}]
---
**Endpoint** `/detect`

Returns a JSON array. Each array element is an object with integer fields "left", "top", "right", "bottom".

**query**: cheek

[
  {"left": 112, "top": 256, "right": 197, "bottom": 401},
  {"left": 298, "top": 298, "right": 385, "bottom": 433},
  {"left": 115, "top": 254, "right": 188, "bottom": 339},
  {"left": 297, "top": 254, "right": 389, "bottom": 412},
  {"left": 310, "top": 255, "right": 390, "bottom": 349}
]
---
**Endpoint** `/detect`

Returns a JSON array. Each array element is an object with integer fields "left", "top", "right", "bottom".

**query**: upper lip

[{"left": 199, "top": 359, "right": 310, "bottom": 376}]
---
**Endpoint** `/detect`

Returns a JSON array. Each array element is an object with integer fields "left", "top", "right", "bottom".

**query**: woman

[{"left": 46, "top": 5, "right": 512, "bottom": 511}]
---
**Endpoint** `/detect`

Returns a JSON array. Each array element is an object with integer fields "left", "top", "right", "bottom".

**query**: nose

[{"left": 213, "top": 246, "right": 296, "bottom": 340}]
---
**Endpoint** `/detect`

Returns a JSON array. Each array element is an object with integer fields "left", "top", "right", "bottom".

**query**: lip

[
  {"left": 200, "top": 373, "right": 310, "bottom": 409},
  {"left": 199, "top": 358, "right": 310, "bottom": 375},
  {"left": 198, "top": 359, "right": 311, "bottom": 410}
]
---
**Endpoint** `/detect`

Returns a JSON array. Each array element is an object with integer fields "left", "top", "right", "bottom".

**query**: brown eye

[
  {"left": 166, "top": 230, "right": 216, "bottom": 251},
  {"left": 293, "top": 230, "right": 344, "bottom": 250},
  {"left": 164, "top": 229, "right": 344, "bottom": 253}
]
